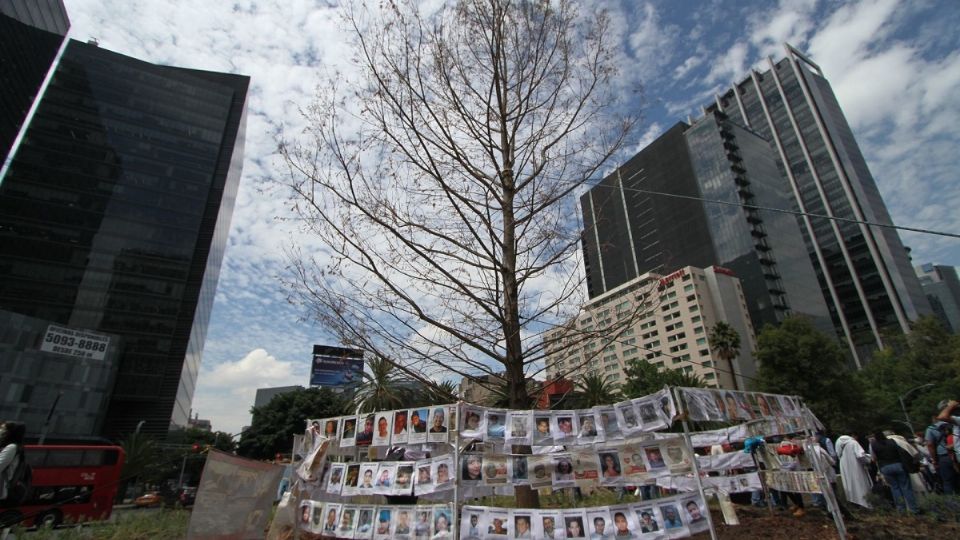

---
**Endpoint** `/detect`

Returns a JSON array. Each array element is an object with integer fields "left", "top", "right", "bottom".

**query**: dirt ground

[{"left": 690, "top": 502, "right": 960, "bottom": 540}]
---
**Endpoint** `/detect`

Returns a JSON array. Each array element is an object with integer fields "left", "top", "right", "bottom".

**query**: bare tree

[{"left": 279, "top": 0, "right": 639, "bottom": 504}]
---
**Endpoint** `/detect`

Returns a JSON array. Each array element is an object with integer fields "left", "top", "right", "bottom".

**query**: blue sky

[{"left": 61, "top": 0, "right": 960, "bottom": 434}]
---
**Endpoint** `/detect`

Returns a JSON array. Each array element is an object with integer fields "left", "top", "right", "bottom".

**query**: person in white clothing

[
  {"left": 885, "top": 431, "right": 928, "bottom": 495},
  {"left": 1, "top": 421, "right": 27, "bottom": 535},
  {"left": 835, "top": 435, "right": 873, "bottom": 508}
]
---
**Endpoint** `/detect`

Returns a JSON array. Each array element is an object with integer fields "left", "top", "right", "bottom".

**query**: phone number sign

[{"left": 40, "top": 324, "right": 111, "bottom": 360}]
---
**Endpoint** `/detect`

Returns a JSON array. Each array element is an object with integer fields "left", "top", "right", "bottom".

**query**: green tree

[
  {"left": 709, "top": 321, "right": 741, "bottom": 390},
  {"left": 352, "top": 356, "right": 415, "bottom": 413},
  {"left": 753, "top": 315, "right": 866, "bottom": 434},
  {"left": 118, "top": 432, "right": 160, "bottom": 501},
  {"left": 857, "top": 316, "right": 960, "bottom": 434},
  {"left": 571, "top": 372, "right": 622, "bottom": 408},
  {"left": 237, "top": 387, "right": 348, "bottom": 459},
  {"left": 621, "top": 359, "right": 705, "bottom": 399}
]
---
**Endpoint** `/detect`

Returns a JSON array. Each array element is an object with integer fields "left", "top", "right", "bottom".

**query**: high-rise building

[
  {"left": 0, "top": 0, "right": 70, "bottom": 161},
  {"left": 915, "top": 264, "right": 960, "bottom": 333},
  {"left": 581, "top": 114, "right": 832, "bottom": 340},
  {"left": 0, "top": 34, "right": 249, "bottom": 438},
  {"left": 703, "top": 44, "right": 930, "bottom": 364},
  {"left": 544, "top": 266, "right": 759, "bottom": 390}
]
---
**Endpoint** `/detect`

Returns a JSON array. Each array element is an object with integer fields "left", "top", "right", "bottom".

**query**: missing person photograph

[
  {"left": 562, "top": 511, "right": 586, "bottom": 539},
  {"left": 372, "top": 413, "right": 393, "bottom": 447},
  {"left": 533, "top": 415, "right": 553, "bottom": 445},
  {"left": 356, "top": 414, "right": 375, "bottom": 446},
  {"left": 461, "top": 407, "right": 486, "bottom": 440},
  {"left": 505, "top": 410, "right": 533, "bottom": 445},
  {"left": 461, "top": 454, "right": 483, "bottom": 482},
  {"left": 486, "top": 409, "right": 507, "bottom": 439}
]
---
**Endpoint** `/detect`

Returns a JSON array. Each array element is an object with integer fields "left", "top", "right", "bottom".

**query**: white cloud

[{"left": 191, "top": 349, "right": 306, "bottom": 434}]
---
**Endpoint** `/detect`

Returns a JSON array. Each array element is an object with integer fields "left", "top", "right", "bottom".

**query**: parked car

[
  {"left": 134, "top": 492, "right": 162, "bottom": 508},
  {"left": 178, "top": 486, "right": 197, "bottom": 507}
]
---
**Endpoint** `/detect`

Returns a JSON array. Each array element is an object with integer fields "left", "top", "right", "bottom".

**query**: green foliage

[
  {"left": 9, "top": 509, "right": 190, "bottom": 539},
  {"left": 352, "top": 357, "right": 416, "bottom": 413},
  {"left": 621, "top": 358, "right": 705, "bottom": 399},
  {"left": 708, "top": 321, "right": 741, "bottom": 388},
  {"left": 238, "top": 386, "right": 349, "bottom": 459},
  {"left": 753, "top": 315, "right": 866, "bottom": 434},
  {"left": 167, "top": 427, "right": 238, "bottom": 453},
  {"left": 570, "top": 372, "right": 622, "bottom": 408},
  {"left": 857, "top": 316, "right": 960, "bottom": 434}
]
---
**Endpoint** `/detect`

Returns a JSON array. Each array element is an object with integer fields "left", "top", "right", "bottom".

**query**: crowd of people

[{"left": 749, "top": 398, "right": 959, "bottom": 517}]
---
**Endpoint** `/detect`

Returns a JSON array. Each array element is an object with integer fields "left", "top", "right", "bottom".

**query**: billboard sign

[
  {"left": 310, "top": 345, "right": 364, "bottom": 388},
  {"left": 39, "top": 324, "right": 111, "bottom": 361}
]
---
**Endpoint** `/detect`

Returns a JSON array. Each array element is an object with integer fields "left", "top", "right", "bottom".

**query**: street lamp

[{"left": 898, "top": 383, "right": 934, "bottom": 435}]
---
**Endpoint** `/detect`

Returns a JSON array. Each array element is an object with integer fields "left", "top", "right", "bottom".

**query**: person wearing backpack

[
  {"left": 925, "top": 400, "right": 959, "bottom": 494},
  {"left": 0, "top": 421, "right": 27, "bottom": 507}
]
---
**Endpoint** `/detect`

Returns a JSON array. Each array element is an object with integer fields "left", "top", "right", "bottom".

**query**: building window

[{"left": 696, "top": 337, "right": 707, "bottom": 345}]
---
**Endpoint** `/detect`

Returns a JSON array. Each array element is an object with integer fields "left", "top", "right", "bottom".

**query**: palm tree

[
  {"left": 709, "top": 321, "right": 741, "bottom": 390},
  {"left": 351, "top": 356, "right": 413, "bottom": 413},
  {"left": 118, "top": 432, "right": 158, "bottom": 502},
  {"left": 419, "top": 380, "right": 459, "bottom": 406},
  {"left": 572, "top": 372, "right": 621, "bottom": 408}
]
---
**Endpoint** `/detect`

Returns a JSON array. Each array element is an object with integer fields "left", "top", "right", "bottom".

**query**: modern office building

[
  {"left": 545, "top": 266, "right": 759, "bottom": 390},
  {"left": 254, "top": 385, "right": 304, "bottom": 410},
  {"left": 581, "top": 115, "right": 832, "bottom": 340},
  {"left": 0, "top": 0, "right": 70, "bottom": 161},
  {"left": 702, "top": 44, "right": 930, "bottom": 364},
  {"left": 915, "top": 264, "right": 960, "bottom": 333},
  {"left": 0, "top": 32, "right": 249, "bottom": 439}
]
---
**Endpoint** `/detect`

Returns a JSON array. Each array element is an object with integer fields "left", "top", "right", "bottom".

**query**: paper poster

[
  {"left": 644, "top": 446, "right": 668, "bottom": 475},
  {"left": 338, "top": 505, "right": 358, "bottom": 538},
  {"left": 572, "top": 449, "right": 600, "bottom": 484},
  {"left": 432, "top": 505, "right": 453, "bottom": 539},
  {"left": 486, "top": 409, "right": 507, "bottom": 441},
  {"left": 414, "top": 459, "right": 435, "bottom": 495},
  {"left": 427, "top": 406, "right": 449, "bottom": 443},
  {"left": 621, "top": 442, "right": 649, "bottom": 478},
  {"left": 357, "top": 463, "right": 378, "bottom": 495},
  {"left": 341, "top": 416, "right": 358, "bottom": 448},
  {"left": 615, "top": 401, "right": 642, "bottom": 435},
  {"left": 585, "top": 508, "right": 613, "bottom": 540},
  {"left": 319, "top": 503, "right": 341, "bottom": 536},
  {"left": 551, "top": 410, "right": 579, "bottom": 443},
  {"left": 681, "top": 497, "right": 708, "bottom": 533},
  {"left": 561, "top": 509, "right": 587, "bottom": 539},
  {"left": 513, "top": 510, "right": 534, "bottom": 539},
  {"left": 661, "top": 440, "right": 693, "bottom": 474},
  {"left": 635, "top": 506, "right": 660, "bottom": 535},
  {"left": 505, "top": 410, "right": 533, "bottom": 446},
  {"left": 486, "top": 508, "right": 510, "bottom": 538},
  {"left": 392, "top": 410, "right": 409, "bottom": 445},
  {"left": 552, "top": 454, "right": 575, "bottom": 488},
  {"left": 608, "top": 505, "right": 640, "bottom": 539},
  {"left": 460, "top": 506, "right": 484, "bottom": 540},
  {"left": 373, "top": 507, "right": 394, "bottom": 540},
  {"left": 533, "top": 414, "right": 554, "bottom": 445},
  {"left": 511, "top": 456, "right": 529, "bottom": 484},
  {"left": 326, "top": 463, "right": 345, "bottom": 494},
  {"left": 461, "top": 454, "right": 483, "bottom": 483},
  {"left": 374, "top": 463, "right": 397, "bottom": 495},
  {"left": 413, "top": 507, "right": 433, "bottom": 540},
  {"left": 653, "top": 388, "right": 678, "bottom": 424},
  {"left": 536, "top": 510, "right": 562, "bottom": 540},
  {"left": 433, "top": 455, "right": 454, "bottom": 491},
  {"left": 483, "top": 455, "right": 509, "bottom": 486},
  {"left": 342, "top": 463, "right": 361, "bottom": 496},
  {"left": 598, "top": 449, "right": 623, "bottom": 485},
  {"left": 373, "top": 412, "right": 393, "bottom": 447},
  {"left": 597, "top": 406, "right": 622, "bottom": 441},
  {"left": 409, "top": 408, "right": 430, "bottom": 444},
  {"left": 356, "top": 414, "right": 375, "bottom": 447},
  {"left": 355, "top": 505, "right": 376, "bottom": 539},
  {"left": 657, "top": 502, "right": 687, "bottom": 534},
  {"left": 528, "top": 455, "right": 553, "bottom": 489},
  {"left": 393, "top": 506, "right": 415, "bottom": 538},
  {"left": 576, "top": 410, "right": 601, "bottom": 445},
  {"left": 461, "top": 406, "right": 486, "bottom": 440},
  {"left": 394, "top": 462, "right": 415, "bottom": 495}
]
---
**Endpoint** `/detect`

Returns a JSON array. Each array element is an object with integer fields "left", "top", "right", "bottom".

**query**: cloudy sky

[{"left": 61, "top": 0, "right": 960, "bottom": 434}]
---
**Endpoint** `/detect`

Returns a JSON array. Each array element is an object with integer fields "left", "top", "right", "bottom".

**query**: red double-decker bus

[{"left": 0, "top": 445, "right": 126, "bottom": 528}]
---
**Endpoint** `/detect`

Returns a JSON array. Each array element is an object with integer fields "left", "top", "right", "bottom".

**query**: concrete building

[
  {"left": 544, "top": 266, "right": 758, "bottom": 390},
  {"left": 254, "top": 385, "right": 304, "bottom": 410},
  {"left": 915, "top": 264, "right": 960, "bottom": 333}
]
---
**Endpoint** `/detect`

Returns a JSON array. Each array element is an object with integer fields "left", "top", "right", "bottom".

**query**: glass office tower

[
  {"left": 704, "top": 44, "right": 930, "bottom": 364},
  {"left": 580, "top": 116, "right": 831, "bottom": 338},
  {"left": 0, "top": 38, "right": 248, "bottom": 438}
]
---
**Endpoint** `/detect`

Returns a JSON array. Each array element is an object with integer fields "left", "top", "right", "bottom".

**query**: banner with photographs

[
  {"left": 297, "top": 501, "right": 453, "bottom": 539},
  {"left": 675, "top": 387, "right": 806, "bottom": 424},
  {"left": 656, "top": 472, "right": 764, "bottom": 495},
  {"left": 761, "top": 470, "right": 824, "bottom": 494},
  {"left": 307, "top": 404, "right": 458, "bottom": 452},
  {"left": 459, "top": 492, "right": 709, "bottom": 540}
]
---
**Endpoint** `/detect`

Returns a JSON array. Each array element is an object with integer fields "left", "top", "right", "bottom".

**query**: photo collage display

[{"left": 297, "top": 501, "right": 453, "bottom": 539}]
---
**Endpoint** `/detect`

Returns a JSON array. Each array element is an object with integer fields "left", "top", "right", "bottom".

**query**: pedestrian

[
  {"left": 925, "top": 400, "right": 959, "bottom": 494},
  {"left": 885, "top": 430, "right": 927, "bottom": 495},
  {"left": 836, "top": 435, "right": 873, "bottom": 508},
  {"left": 0, "top": 421, "right": 27, "bottom": 532},
  {"left": 870, "top": 431, "right": 919, "bottom": 514}
]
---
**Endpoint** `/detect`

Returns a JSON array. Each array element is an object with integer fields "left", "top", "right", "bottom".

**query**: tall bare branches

[{"left": 279, "top": 0, "right": 638, "bottom": 410}]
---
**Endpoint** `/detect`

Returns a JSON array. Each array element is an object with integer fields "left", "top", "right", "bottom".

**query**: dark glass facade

[
  {"left": 706, "top": 45, "right": 930, "bottom": 363},
  {"left": 581, "top": 117, "right": 831, "bottom": 334},
  {"left": 0, "top": 0, "right": 69, "bottom": 161},
  {"left": 0, "top": 39, "right": 248, "bottom": 438}
]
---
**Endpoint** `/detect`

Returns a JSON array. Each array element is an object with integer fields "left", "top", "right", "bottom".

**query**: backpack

[{"left": 3, "top": 448, "right": 32, "bottom": 506}]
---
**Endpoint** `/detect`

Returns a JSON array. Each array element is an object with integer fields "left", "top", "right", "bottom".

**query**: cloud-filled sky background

[{"left": 61, "top": 0, "right": 960, "bottom": 434}]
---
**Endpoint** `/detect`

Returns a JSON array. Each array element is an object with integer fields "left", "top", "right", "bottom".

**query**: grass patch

[{"left": 6, "top": 509, "right": 190, "bottom": 540}]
